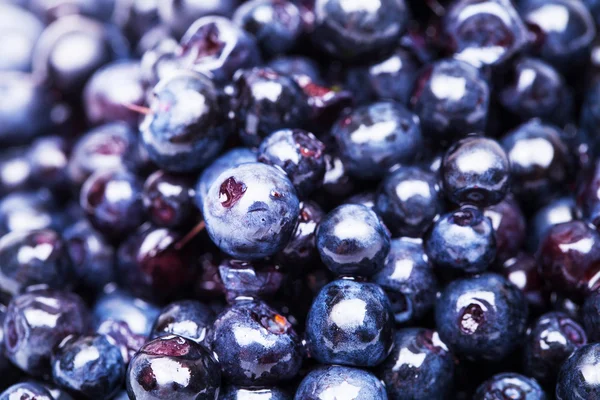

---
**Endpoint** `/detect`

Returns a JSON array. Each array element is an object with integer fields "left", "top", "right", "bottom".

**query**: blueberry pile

[{"left": 4, "top": 0, "right": 600, "bottom": 399}]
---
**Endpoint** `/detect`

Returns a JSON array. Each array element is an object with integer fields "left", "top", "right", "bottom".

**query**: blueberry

[
  {"left": 258, "top": 129, "right": 326, "bottom": 198},
  {"left": 0, "top": 190, "right": 63, "bottom": 236},
  {"left": 234, "top": 67, "right": 307, "bottom": 147},
  {"left": 442, "top": 0, "right": 528, "bottom": 68},
  {"left": 63, "top": 219, "right": 115, "bottom": 292},
  {"left": 219, "top": 386, "right": 292, "bottom": 400},
  {"left": 206, "top": 300, "right": 303, "bottom": 385},
  {"left": 538, "top": 221, "right": 600, "bottom": 301},
  {"left": 4, "top": 289, "right": 90, "bottom": 378},
  {"left": 523, "top": 312, "right": 587, "bottom": 388},
  {"left": 28, "top": 136, "right": 69, "bottom": 193},
  {"left": 582, "top": 290, "right": 600, "bottom": 342},
  {"left": 411, "top": 59, "right": 490, "bottom": 144},
  {"left": 0, "top": 148, "right": 34, "bottom": 197},
  {"left": 474, "top": 373, "right": 546, "bottom": 400},
  {"left": 347, "top": 191, "right": 377, "bottom": 210},
  {"left": 0, "top": 4, "right": 43, "bottom": 72},
  {"left": 83, "top": 60, "right": 146, "bottom": 129},
  {"left": 142, "top": 170, "right": 197, "bottom": 229},
  {"left": 140, "top": 71, "right": 229, "bottom": 173},
  {"left": 96, "top": 319, "right": 147, "bottom": 364},
  {"left": 80, "top": 169, "right": 145, "bottom": 240},
  {"left": 380, "top": 328, "right": 455, "bottom": 400},
  {"left": 373, "top": 238, "right": 438, "bottom": 324},
  {"left": 139, "top": 36, "right": 180, "bottom": 87},
  {"left": 93, "top": 287, "right": 160, "bottom": 337},
  {"left": 195, "top": 148, "right": 257, "bottom": 209},
  {"left": 294, "top": 365, "right": 387, "bottom": 400},
  {"left": 519, "top": 0, "right": 596, "bottom": 74},
  {"left": 51, "top": 334, "right": 125, "bottom": 399},
  {"left": 556, "top": 343, "right": 600, "bottom": 399},
  {"left": 425, "top": 206, "right": 496, "bottom": 273},
  {"left": 316, "top": 204, "right": 390, "bottom": 277},
  {"left": 435, "top": 273, "right": 528, "bottom": 361},
  {"left": 580, "top": 79, "right": 600, "bottom": 157},
  {"left": 150, "top": 300, "right": 215, "bottom": 343},
  {"left": 375, "top": 166, "right": 443, "bottom": 237},
  {"left": 218, "top": 259, "right": 285, "bottom": 303},
  {"left": 316, "top": 152, "right": 357, "bottom": 204},
  {"left": 268, "top": 56, "right": 322, "bottom": 83},
  {"left": 203, "top": 162, "right": 300, "bottom": 260},
  {"left": 0, "top": 382, "right": 53, "bottom": 400},
  {"left": 296, "top": 78, "right": 354, "bottom": 133},
  {"left": 305, "top": 279, "right": 394, "bottom": 367},
  {"left": 576, "top": 158, "right": 600, "bottom": 229},
  {"left": 442, "top": 136, "right": 510, "bottom": 207},
  {"left": 158, "top": 0, "right": 240, "bottom": 38},
  {"left": 127, "top": 334, "right": 221, "bottom": 400},
  {"left": 309, "top": 0, "right": 409, "bottom": 60},
  {"left": 483, "top": 195, "right": 526, "bottom": 264},
  {"left": 529, "top": 197, "right": 576, "bottom": 251},
  {"left": 501, "top": 253, "right": 548, "bottom": 315},
  {"left": 179, "top": 16, "right": 261, "bottom": 84},
  {"left": 331, "top": 101, "right": 422, "bottom": 180},
  {"left": 233, "top": 0, "right": 302, "bottom": 56}
]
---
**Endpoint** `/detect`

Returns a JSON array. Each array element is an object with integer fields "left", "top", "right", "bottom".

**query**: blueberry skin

[
  {"left": 218, "top": 259, "right": 285, "bottom": 303},
  {"left": 179, "top": 16, "right": 261, "bottom": 84},
  {"left": 424, "top": 206, "right": 496, "bottom": 273},
  {"left": 577, "top": 158, "right": 600, "bottom": 230},
  {"left": 380, "top": 328, "right": 455, "bottom": 400},
  {"left": 140, "top": 71, "right": 228, "bottom": 173},
  {"left": 501, "top": 253, "right": 548, "bottom": 315},
  {"left": 373, "top": 238, "right": 438, "bottom": 324},
  {"left": 195, "top": 148, "right": 257, "bottom": 209},
  {"left": 529, "top": 197, "right": 576, "bottom": 251},
  {"left": 203, "top": 163, "right": 300, "bottom": 260},
  {"left": 375, "top": 166, "right": 443, "bottom": 238},
  {"left": 501, "top": 121, "right": 571, "bottom": 207},
  {"left": 310, "top": 0, "right": 409, "bottom": 60},
  {"left": 51, "top": 334, "right": 125, "bottom": 400},
  {"left": 0, "top": 382, "right": 54, "bottom": 400},
  {"left": 519, "top": 0, "right": 596, "bottom": 73},
  {"left": 556, "top": 343, "right": 600, "bottom": 399},
  {"left": 150, "top": 300, "right": 215, "bottom": 343},
  {"left": 3, "top": 290, "right": 90, "bottom": 378},
  {"left": 0, "top": 189, "right": 63, "bottom": 236},
  {"left": 268, "top": 56, "right": 322, "bottom": 83},
  {"left": 233, "top": 0, "right": 302, "bottom": 56},
  {"left": 306, "top": 279, "right": 394, "bottom": 367},
  {"left": 28, "top": 136, "right": 69, "bottom": 193},
  {"left": 582, "top": 291, "right": 600, "bottom": 342},
  {"left": 316, "top": 204, "right": 390, "bottom": 277},
  {"left": 435, "top": 273, "right": 528, "bottom": 361},
  {"left": 96, "top": 319, "right": 147, "bottom": 364},
  {"left": 474, "top": 373, "right": 546, "bottom": 400},
  {"left": 484, "top": 195, "right": 526, "bottom": 264},
  {"left": 63, "top": 219, "right": 115, "bottom": 292},
  {"left": 93, "top": 288, "right": 160, "bottom": 337},
  {"left": 142, "top": 170, "right": 197, "bottom": 229},
  {"left": 0, "top": 4, "right": 43, "bottom": 72},
  {"left": 331, "top": 101, "right": 423, "bottom": 180},
  {"left": 294, "top": 365, "right": 387, "bottom": 400},
  {"left": 127, "top": 334, "right": 221, "bottom": 400},
  {"left": 523, "top": 312, "right": 587, "bottom": 388},
  {"left": 80, "top": 169, "right": 145, "bottom": 239},
  {"left": 219, "top": 386, "right": 291, "bottom": 400},
  {"left": 258, "top": 129, "right": 326, "bottom": 198},
  {"left": 498, "top": 57, "right": 573, "bottom": 125},
  {"left": 0, "top": 229, "right": 74, "bottom": 304},
  {"left": 158, "top": 0, "right": 240, "bottom": 38},
  {"left": 538, "top": 221, "right": 600, "bottom": 301},
  {"left": 442, "top": 136, "right": 510, "bottom": 207},
  {"left": 411, "top": 59, "right": 490, "bottom": 143},
  {"left": 234, "top": 68, "right": 307, "bottom": 147},
  {"left": 442, "top": 0, "right": 528, "bottom": 68}
]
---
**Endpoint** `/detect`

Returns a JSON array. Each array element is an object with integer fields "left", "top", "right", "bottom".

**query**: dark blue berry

[
  {"left": 0, "top": 382, "right": 53, "bottom": 400},
  {"left": 218, "top": 259, "right": 285, "bottom": 303},
  {"left": 219, "top": 386, "right": 291, "bottom": 400},
  {"left": 150, "top": 300, "right": 215, "bottom": 343},
  {"left": 474, "top": 373, "right": 546, "bottom": 400},
  {"left": 143, "top": 170, "right": 197, "bottom": 229},
  {"left": 294, "top": 365, "right": 387, "bottom": 400},
  {"left": 556, "top": 343, "right": 600, "bottom": 400}
]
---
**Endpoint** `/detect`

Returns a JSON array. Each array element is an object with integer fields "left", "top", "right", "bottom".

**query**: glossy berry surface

[
  {"left": 150, "top": 300, "right": 215, "bottom": 343},
  {"left": 0, "top": 4, "right": 43, "bottom": 72},
  {"left": 583, "top": 290, "right": 600, "bottom": 342},
  {"left": 316, "top": 204, "right": 390, "bottom": 277},
  {"left": 140, "top": 71, "right": 228, "bottom": 173},
  {"left": 127, "top": 334, "right": 221, "bottom": 400},
  {"left": 425, "top": 206, "right": 496, "bottom": 273},
  {"left": 93, "top": 288, "right": 160, "bottom": 337},
  {"left": 411, "top": 59, "right": 490, "bottom": 143},
  {"left": 556, "top": 343, "right": 600, "bottom": 400},
  {"left": 96, "top": 319, "right": 147, "bottom": 364},
  {"left": 0, "top": 382, "right": 54, "bottom": 400},
  {"left": 220, "top": 386, "right": 291, "bottom": 400},
  {"left": 442, "top": 136, "right": 510, "bottom": 207},
  {"left": 435, "top": 273, "right": 528, "bottom": 361},
  {"left": 234, "top": 67, "right": 307, "bottom": 147},
  {"left": 309, "top": 0, "right": 409, "bottom": 60},
  {"left": 294, "top": 365, "right": 387, "bottom": 400},
  {"left": 4, "top": 290, "right": 89, "bottom": 378},
  {"left": 474, "top": 373, "right": 546, "bottom": 400},
  {"left": 305, "top": 279, "right": 394, "bottom": 367},
  {"left": 577, "top": 158, "right": 600, "bottom": 229},
  {"left": 203, "top": 162, "right": 300, "bottom": 260},
  {"left": 375, "top": 166, "right": 442, "bottom": 238},
  {"left": 523, "top": 312, "right": 587, "bottom": 388},
  {"left": 331, "top": 101, "right": 422, "bottom": 180},
  {"left": 373, "top": 238, "right": 438, "bottom": 325},
  {"left": 500, "top": 253, "right": 548, "bottom": 314},
  {"left": 483, "top": 195, "right": 526, "bottom": 264},
  {"left": 51, "top": 334, "right": 125, "bottom": 400},
  {"left": 258, "top": 129, "right": 326, "bottom": 198},
  {"left": 158, "top": 0, "right": 240, "bottom": 38},
  {"left": 530, "top": 197, "right": 577, "bottom": 251},
  {"left": 380, "top": 328, "right": 455, "bottom": 400},
  {"left": 142, "top": 170, "right": 196, "bottom": 228},
  {"left": 206, "top": 300, "right": 302, "bottom": 385},
  {"left": 218, "top": 258, "right": 285, "bottom": 302}
]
